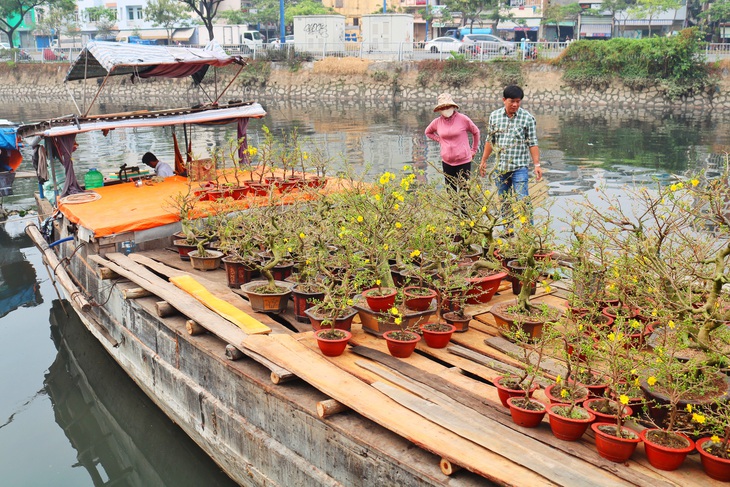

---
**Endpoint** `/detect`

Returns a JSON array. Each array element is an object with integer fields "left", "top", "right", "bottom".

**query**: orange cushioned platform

[{"left": 59, "top": 173, "right": 347, "bottom": 238}]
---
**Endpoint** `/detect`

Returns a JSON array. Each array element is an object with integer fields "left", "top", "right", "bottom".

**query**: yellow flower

[
  {"left": 634, "top": 378, "right": 640, "bottom": 386},
  {"left": 357, "top": 215, "right": 364, "bottom": 222},
  {"left": 556, "top": 375, "right": 563, "bottom": 384},
  {"left": 560, "top": 389, "right": 568, "bottom": 398},
  {"left": 375, "top": 279, "right": 381, "bottom": 286},
  {"left": 647, "top": 376, "right": 657, "bottom": 386},
  {"left": 395, "top": 222, "right": 402, "bottom": 229},
  {"left": 302, "top": 152, "right": 308, "bottom": 160},
  {"left": 519, "top": 215, "right": 527, "bottom": 224},
  {"left": 619, "top": 395, "right": 629, "bottom": 405},
  {"left": 393, "top": 204, "right": 400, "bottom": 211},
  {"left": 383, "top": 244, "right": 389, "bottom": 251},
  {"left": 402, "top": 164, "right": 411, "bottom": 171},
  {"left": 346, "top": 298, "right": 354, "bottom": 306},
  {"left": 712, "top": 435, "right": 721, "bottom": 443},
  {"left": 390, "top": 307, "right": 400, "bottom": 316},
  {"left": 497, "top": 238, "right": 503, "bottom": 246},
  {"left": 248, "top": 146, "right": 258, "bottom": 156},
  {"left": 484, "top": 189, "right": 491, "bottom": 196},
  {"left": 629, "top": 319, "right": 640, "bottom": 329},
  {"left": 410, "top": 249, "right": 421, "bottom": 258},
  {"left": 481, "top": 206, "right": 487, "bottom": 213},
  {"left": 693, "top": 413, "right": 706, "bottom": 424},
  {"left": 469, "top": 220, "right": 475, "bottom": 227},
  {"left": 686, "top": 404, "right": 692, "bottom": 413},
  {"left": 651, "top": 309, "right": 658, "bottom": 317},
  {"left": 287, "top": 247, "right": 292, "bottom": 253},
  {"left": 299, "top": 232, "right": 306, "bottom": 239},
  {"left": 394, "top": 317, "right": 402, "bottom": 325},
  {"left": 607, "top": 332, "right": 616, "bottom": 342},
  {"left": 670, "top": 183, "right": 678, "bottom": 191},
  {"left": 543, "top": 284, "right": 552, "bottom": 293},
  {"left": 631, "top": 369, "right": 637, "bottom": 375},
  {"left": 691, "top": 178, "right": 699, "bottom": 187},
  {"left": 578, "top": 323, "right": 583, "bottom": 331},
  {"left": 668, "top": 320, "right": 675, "bottom": 329},
  {"left": 305, "top": 259, "right": 311, "bottom": 265},
  {"left": 374, "top": 194, "right": 381, "bottom": 201}
]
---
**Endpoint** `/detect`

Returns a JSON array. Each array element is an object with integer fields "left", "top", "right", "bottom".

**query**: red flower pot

[
  {"left": 506, "top": 397, "right": 546, "bottom": 428},
  {"left": 315, "top": 329, "right": 351, "bottom": 357},
  {"left": 544, "top": 383, "right": 589, "bottom": 405},
  {"left": 464, "top": 270, "right": 508, "bottom": 304},
  {"left": 173, "top": 239, "right": 197, "bottom": 261},
  {"left": 577, "top": 378, "right": 609, "bottom": 398},
  {"left": 363, "top": 287, "right": 397, "bottom": 313},
  {"left": 419, "top": 323, "right": 456, "bottom": 349},
  {"left": 591, "top": 423, "right": 641, "bottom": 463},
  {"left": 640, "top": 429, "right": 694, "bottom": 471},
  {"left": 696, "top": 437, "right": 730, "bottom": 481},
  {"left": 305, "top": 306, "right": 357, "bottom": 332},
  {"left": 546, "top": 404, "right": 595, "bottom": 441},
  {"left": 383, "top": 330, "right": 421, "bottom": 358},
  {"left": 493, "top": 376, "right": 539, "bottom": 408},
  {"left": 583, "top": 398, "right": 633, "bottom": 424},
  {"left": 404, "top": 286, "right": 438, "bottom": 311}
]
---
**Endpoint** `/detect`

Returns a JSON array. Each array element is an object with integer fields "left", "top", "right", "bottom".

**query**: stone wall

[{"left": 0, "top": 59, "right": 728, "bottom": 112}]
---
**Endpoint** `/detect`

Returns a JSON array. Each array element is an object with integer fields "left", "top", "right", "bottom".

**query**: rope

[{"left": 59, "top": 192, "right": 101, "bottom": 205}]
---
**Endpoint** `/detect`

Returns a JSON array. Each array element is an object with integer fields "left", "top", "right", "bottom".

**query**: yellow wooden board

[{"left": 170, "top": 274, "right": 271, "bottom": 335}]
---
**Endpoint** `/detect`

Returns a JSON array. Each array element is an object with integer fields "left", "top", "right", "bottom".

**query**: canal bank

[{"left": 1, "top": 59, "right": 729, "bottom": 112}]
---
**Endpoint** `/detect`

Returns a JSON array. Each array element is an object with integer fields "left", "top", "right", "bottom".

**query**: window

[{"left": 127, "top": 6, "right": 143, "bottom": 21}]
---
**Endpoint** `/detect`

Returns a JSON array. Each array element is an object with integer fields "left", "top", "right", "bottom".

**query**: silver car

[{"left": 461, "top": 34, "right": 516, "bottom": 55}]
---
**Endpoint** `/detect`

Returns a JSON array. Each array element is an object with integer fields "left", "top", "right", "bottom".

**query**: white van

[{"left": 241, "top": 30, "right": 263, "bottom": 53}]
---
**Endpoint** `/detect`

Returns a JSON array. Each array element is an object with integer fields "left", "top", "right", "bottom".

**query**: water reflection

[
  {"left": 0, "top": 218, "right": 41, "bottom": 318},
  {"left": 46, "top": 300, "right": 236, "bottom": 487}
]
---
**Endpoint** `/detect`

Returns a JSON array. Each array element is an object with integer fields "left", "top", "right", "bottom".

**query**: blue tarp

[{"left": 0, "top": 126, "right": 18, "bottom": 150}]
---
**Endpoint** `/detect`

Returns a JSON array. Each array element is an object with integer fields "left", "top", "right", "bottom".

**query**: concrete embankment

[{"left": 0, "top": 59, "right": 728, "bottom": 112}]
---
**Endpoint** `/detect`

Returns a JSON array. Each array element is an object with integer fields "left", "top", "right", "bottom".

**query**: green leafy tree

[
  {"left": 443, "top": 0, "right": 495, "bottom": 31},
  {"left": 542, "top": 2, "right": 581, "bottom": 40},
  {"left": 602, "top": 0, "right": 629, "bottom": 36},
  {"left": 145, "top": 0, "right": 190, "bottom": 44},
  {"left": 1, "top": 0, "right": 70, "bottom": 47},
  {"left": 700, "top": 0, "right": 730, "bottom": 42},
  {"left": 178, "top": 0, "right": 223, "bottom": 40},
  {"left": 30, "top": 0, "right": 76, "bottom": 48},
  {"left": 218, "top": 8, "right": 248, "bottom": 25},
  {"left": 285, "top": 0, "right": 333, "bottom": 24},
  {"left": 85, "top": 6, "right": 117, "bottom": 39},
  {"left": 628, "top": 0, "right": 680, "bottom": 37}
]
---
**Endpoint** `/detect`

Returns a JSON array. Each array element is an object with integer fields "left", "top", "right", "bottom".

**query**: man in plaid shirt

[{"left": 479, "top": 85, "right": 543, "bottom": 200}]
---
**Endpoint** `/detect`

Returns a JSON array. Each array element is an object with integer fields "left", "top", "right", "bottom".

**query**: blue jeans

[{"left": 497, "top": 167, "right": 530, "bottom": 200}]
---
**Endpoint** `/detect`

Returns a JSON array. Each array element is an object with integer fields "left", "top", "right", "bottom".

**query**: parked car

[
  {"left": 460, "top": 34, "right": 516, "bottom": 55},
  {"left": 424, "top": 36, "right": 463, "bottom": 54},
  {"left": 270, "top": 35, "right": 295, "bottom": 48}
]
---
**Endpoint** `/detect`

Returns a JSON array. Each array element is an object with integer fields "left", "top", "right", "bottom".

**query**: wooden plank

[
  {"left": 130, "top": 252, "right": 292, "bottom": 334},
  {"left": 349, "top": 345, "right": 675, "bottom": 487},
  {"left": 89, "top": 253, "right": 249, "bottom": 350},
  {"left": 366, "top": 374, "right": 625, "bottom": 487},
  {"left": 486, "top": 336, "right": 568, "bottom": 379},
  {"left": 243, "top": 333, "right": 555, "bottom": 486}
]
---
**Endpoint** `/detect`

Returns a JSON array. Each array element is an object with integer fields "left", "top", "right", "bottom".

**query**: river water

[{"left": 0, "top": 99, "right": 729, "bottom": 486}]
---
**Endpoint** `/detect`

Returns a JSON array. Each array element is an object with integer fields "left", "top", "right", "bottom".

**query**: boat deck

[{"left": 89, "top": 245, "right": 715, "bottom": 487}]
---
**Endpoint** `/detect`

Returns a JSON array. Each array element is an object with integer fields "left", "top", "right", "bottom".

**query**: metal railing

[{"left": 3, "top": 41, "right": 727, "bottom": 65}]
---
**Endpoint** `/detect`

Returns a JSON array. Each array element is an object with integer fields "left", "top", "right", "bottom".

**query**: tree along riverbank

[{"left": 0, "top": 58, "right": 728, "bottom": 113}]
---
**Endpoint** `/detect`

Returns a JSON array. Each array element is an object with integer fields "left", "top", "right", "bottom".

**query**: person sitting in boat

[{"left": 142, "top": 152, "right": 175, "bottom": 178}]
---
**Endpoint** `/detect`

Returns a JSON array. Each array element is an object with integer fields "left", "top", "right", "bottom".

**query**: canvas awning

[{"left": 65, "top": 41, "right": 242, "bottom": 82}]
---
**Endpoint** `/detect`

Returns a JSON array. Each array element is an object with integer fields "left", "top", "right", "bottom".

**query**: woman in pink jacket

[{"left": 425, "top": 93, "right": 480, "bottom": 192}]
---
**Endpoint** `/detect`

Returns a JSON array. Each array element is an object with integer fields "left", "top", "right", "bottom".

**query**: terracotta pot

[
  {"left": 305, "top": 176, "right": 327, "bottom": 189},
  {"left": 315, "top": 329, "right": 351, "bottom": 357},
  {"left": 305, "top": 306, "right": 357, "bottom": 332},
  {"left": 640, "top": 429, "right": 694, "bottom": 471},
  {"left": 591, "top": 423, "right": 641, "bottom": 463},
  {"left": 442, "top": 311, "right": 471, "bottom": 333},
  {"left": 464, "top": 270, "right": 508, "bottom": 304},
  {"left": 247, "top": 182, "right": 270, "bottom": 196},
  {"left": 222, "top": 257, "right": 257, "bottom": 288},
  {"left": 173, "top": 239, "right": 197, "bottom": 261},
  {"left": 583, "top": 398, "right": 632, "bottom": 424},
  {"left": 404, "top": 286, "right": 438, "bottom": 312},
  {"left": 362, "top": 287, "right": 398, "bottom": 313},
  {"left": 544, "top": 383, "right": 589, "bottom": 405},
  {"left": 696, "top": 437, "right": 730, "bottom": 481},
  {"left": 419, "top": 323, "right": 456, "bottom": 348},
  {"left": 241, "top": 280, "right": 292, "bottom": 314},
  {"left": 577, "top": 377, "right": 609, "bottom": 398},
  {"left": 383, "top": 330, "right": 421, "bottom": 358},
  {"left": 188, "top": 250, "right": 223, "bottom": 271},
  {"left": 506, "top": 397, "right": 546, "bottom": 428},
  {"left": 354, "top": 297, "right": 436, "bottom": 337},
  {"left": 546, "top": 404, "right": 595, "bottom": 441},
  {"left": 490, "top": 300, "right": 563, "bottom": 341},
  {"left": 291, "top": 284, "right": 325, "bottom": 323},
  {"left": 493, "top": 376, "right": 539, "bottom": 408}
]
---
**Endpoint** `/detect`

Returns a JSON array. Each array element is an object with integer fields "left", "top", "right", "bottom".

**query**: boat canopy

[{"left": 65, "top": 41, "right": 244, "bottom": 82}]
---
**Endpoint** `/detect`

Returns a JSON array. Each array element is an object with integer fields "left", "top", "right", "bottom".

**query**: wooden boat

[{"left": 23, "top": 42, "right": 712, "bottom": 486}]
